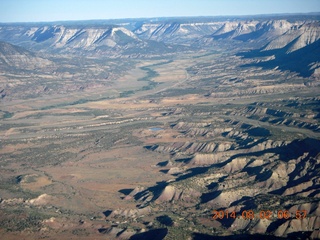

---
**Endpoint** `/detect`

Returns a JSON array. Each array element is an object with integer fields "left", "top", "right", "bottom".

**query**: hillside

[
  {"left": 0, "top": 14, "right": 319, "bottom": 240},
  {"left": 0, "top": 25, "right": 183, "bottom": 56},
  {"left": 1, "top": 17, "right": 319, "bottom": 76},
  {"left": 0, "top": 41, "right": 52, "bottom": 71}
]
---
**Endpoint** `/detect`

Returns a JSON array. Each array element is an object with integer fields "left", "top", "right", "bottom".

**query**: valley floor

[{"left": 0, "top": 50, "right": 320, "bottom": 239}]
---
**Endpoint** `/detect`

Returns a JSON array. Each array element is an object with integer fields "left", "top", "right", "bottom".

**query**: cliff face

[
  {"left": 0, "top": 25, "right": 177, "bottom": 56},
  {"left": 27, "top": 25, "right": 141, "bottom": 50},
  {"left": 0, "top": 41, "right": 53, "bottom": 71},
  {"left": 1, "top": 18, "right": 319, "bottom": 54},
  {"left": 211, "top": 20, "right": 293, "bottom": 42},
  {"left": 2, "top": 17, "right": 318, "bottom": 76},
  {"left": 261, "top": 22, "right": 320, "bottom": 53},
  {"left": 0, "top": 15, "right": 319, "bottom": 240},
  {"left": 133, "top": 22, "right": 223, "bottom": 43}
]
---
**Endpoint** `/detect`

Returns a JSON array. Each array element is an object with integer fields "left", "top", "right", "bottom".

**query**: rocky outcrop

[
  {"left": 274, "top": 216, "right": 320, "bottom": 238},
  {"left": 124, "top": 186, "right": 145, "bottom": 200},
  {"left": 155, "top": 185, "right": 201, "bottom": 203},
  {"left": 134, "top": 22, "right": 223, "bottom": 43},
  {"left": 0, "top": 41, "right": 53, "bottom": 71},
  {"left": 27, "top": 25, "right": 140, "bottom": 50},
  {"left": 148, "top": 141, "right": 234, "bottom": 155},
  {"left": 0, "top": 25, "right": 175, "bottom": 56},
  {"left": 156, "top": 185, "right": 182, "bottom": 202},
  {"left": 110, "top": 206, "right": 152, "bottom": 218},
  {"left": 263, "top": 22, "right": 320, "bottom": 53},
  {"left": 25, "top": 194, "right": 52, "bottom": 205},
  {"left": 190, "top": 152, "right": 230, "bottom": 165}
]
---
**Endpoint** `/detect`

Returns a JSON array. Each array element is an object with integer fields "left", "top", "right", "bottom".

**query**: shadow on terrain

[
  {"left": 230, "top": 196, "right": 257, "bottom": 209},
  {"left": 271, "top": 153, "right": 320, "bottom": 195},
  {"left": 164, "top": 138, "right": 319, "bottom": 186},
  {"left": 286, "top": 231, "right": 313, "bottom": 239},
  {"left": 267, "top": 219, "right": 291, "bottom": 233},
  {"left": 246, "top": 127, "right": 271, "bottom": 137},
  {"left": 98, "top": 228, "right": 110, "bottom": 234},
  {"left": 102, "top": 210, "right": 112, "bottom": 217},
  {"left": 156, "top": 215, "right": 174, "bottom": 226},
  {"left": 186, "top": 138, "right": 319, "bottom": 204},
  {"left": 206, "top": 182, "right": 218, "bottom": 190},
  {"left": 157, "top": 161, "right": 169, "bottom": 167},
  {"left": 200, "top": 191, "right": 221, "bottom": 204},
  {"left": 129, "top": 228, "right": 168, "bottom": 240},
  {"left": 118, "top": 189, "right": 134, "bottom": 195},
  {"left": 224, "top": 138, "right": 320, "bottom": 167},
  {"left": 193, "top": 233, "right": 285, "bottom": 240},
  {"left": 175, "top": 166, "right": 211, "bottom": 181},
  {"left": 238, "top": 39, "right": 320, "bottom": 78},
  {"left": 141, "top": 138, "right": 320, "bottom": 207},
  {"left": 134, "top": 181, "right": 168, "bottom": 202}
]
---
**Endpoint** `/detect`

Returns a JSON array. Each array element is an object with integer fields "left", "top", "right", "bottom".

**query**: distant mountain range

[{"left": 0, "top": 15, "right": 319, "bottom": 77}]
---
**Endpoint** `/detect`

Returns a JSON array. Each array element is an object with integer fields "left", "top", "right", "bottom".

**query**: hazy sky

[{"left": 1, "top": 0, "right": 319, "bottom": 23}]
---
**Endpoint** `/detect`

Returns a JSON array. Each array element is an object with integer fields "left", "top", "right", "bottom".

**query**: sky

[{"left": 0, "top": 0, "right": 319, "bottom": 23}]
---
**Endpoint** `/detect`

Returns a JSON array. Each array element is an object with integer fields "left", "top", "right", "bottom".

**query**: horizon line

[{"left": 1, "top": 11, "right": 319, "bottom": 24}]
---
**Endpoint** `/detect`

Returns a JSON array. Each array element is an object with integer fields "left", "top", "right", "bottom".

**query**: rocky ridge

[{"left": 106, "top": 100, "right": 320, "bottom": 239}]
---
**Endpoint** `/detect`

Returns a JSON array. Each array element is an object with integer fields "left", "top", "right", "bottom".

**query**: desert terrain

[{"left": 0, "top": 15, "right": 320, "bottom": 239}]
